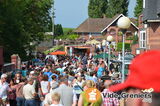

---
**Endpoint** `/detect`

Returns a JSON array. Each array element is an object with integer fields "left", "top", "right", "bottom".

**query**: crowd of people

[
  {"left": 0, "top": 50, "right": 160, "bottom": 106},
  {"left": 0, "top": 53, "right": 120, "bottom": 106}
]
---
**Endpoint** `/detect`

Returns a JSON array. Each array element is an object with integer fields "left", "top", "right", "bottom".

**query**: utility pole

[{"left": 52, "top": 2, "right": 54, "bottom": 46}]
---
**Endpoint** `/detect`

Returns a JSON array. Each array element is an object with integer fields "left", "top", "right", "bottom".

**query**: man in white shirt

[
  {"left": 0, "top": 74, "right": 9, "bottom": 106},
  {"left": 23, "top": 78, "right": 36, "bottom": 106}
]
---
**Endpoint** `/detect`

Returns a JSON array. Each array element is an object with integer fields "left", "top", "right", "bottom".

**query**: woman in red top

[{"left": 8, "top": 79, "right": 17, "bottom": 106}]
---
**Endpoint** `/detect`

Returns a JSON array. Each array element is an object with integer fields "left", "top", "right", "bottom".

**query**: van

[{"left": 45, "top": 55, "right": 57, "bottom": 61}]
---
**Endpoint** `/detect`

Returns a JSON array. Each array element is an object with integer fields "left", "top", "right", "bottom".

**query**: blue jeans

[
  {"left": 35, "top": 100, "right": 41, "bottom": 106},
  {"left": 25, "top": 99, "right": 35, "bottom": 106},
  {"left": 16, "top": 97, "right": 25, "bottom": 106}
]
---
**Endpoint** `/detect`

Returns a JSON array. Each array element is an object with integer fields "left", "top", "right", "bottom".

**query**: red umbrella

[{"left": 50, "top": 51, "right": 66, "bottom": 55}]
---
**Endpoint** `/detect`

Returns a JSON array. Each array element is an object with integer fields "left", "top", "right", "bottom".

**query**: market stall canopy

[
  {"left": 93, "top": 53, "right": 115, "bottom": 59},
  {"left": 85, "top": 39, "right": 101, "bottom": 45},
  {"left": 50, "top": 51, "right": 66, "bottom": 55}
]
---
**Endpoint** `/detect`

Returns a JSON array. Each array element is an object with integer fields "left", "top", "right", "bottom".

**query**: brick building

[
  {"left": 137, "top": 0, "right": 160, "bottom": 54},
  {"left": 74, "top": 14, "right": 138, "bottom": 48}
]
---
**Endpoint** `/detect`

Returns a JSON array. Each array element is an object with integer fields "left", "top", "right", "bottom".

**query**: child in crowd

[{"left": 50, "top": 92, "right": 63, "bottom": 106}]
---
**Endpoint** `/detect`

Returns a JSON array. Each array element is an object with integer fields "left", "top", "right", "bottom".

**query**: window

[
  {"left": 109, "top": 29, "right": 116, "bottom": 35},
  {"left": 140, "top": 31, "right": 146, "bottom": 48}
]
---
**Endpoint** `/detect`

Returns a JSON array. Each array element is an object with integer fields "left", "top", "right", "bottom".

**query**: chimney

[
  {"left": 103, "top": 14, "right": 106, "bottom": 18},
  {"left": 138, "top": 14, "right": 143, "bottom": 28}
]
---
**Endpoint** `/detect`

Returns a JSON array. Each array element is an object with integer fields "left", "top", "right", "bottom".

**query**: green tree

[
  {"left": 88, "top": 0, "right": 108, "bottom": 18},
  {"left": 132, "top": 34, "right": 139, "bottom": 45},
  {"left": 88, "top": 0, "right": 129, "bottom": 18},
  {"left": 59, "top": 24, "right": 64, "bottom": 35},
  {"left": 0, "top": 0, "right": 53, "bottom": 61},
  {"left": 134, "top": 0, "right": 143, "bottom": 18},
  {"left": 54, "top": 24, "right": 64, "bottom": 36},
  {"left": 106, "top": 0, "right": 129, "bottom": 18}
]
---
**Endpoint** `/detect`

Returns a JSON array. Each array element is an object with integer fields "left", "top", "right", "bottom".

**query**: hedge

[{"left": 116, "top": 42, "right": 131, "bottom": 51}]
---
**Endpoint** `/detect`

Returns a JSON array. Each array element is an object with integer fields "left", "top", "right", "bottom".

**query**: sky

[{"left": 54, "top": 0, "right": 137, "bottom": 28}]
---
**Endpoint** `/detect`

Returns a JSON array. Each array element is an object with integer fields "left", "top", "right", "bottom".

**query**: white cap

[
  {"left": 1, "top": 74, "right": 7, "bottom": 79},
  {"left": 30, "top": 71, "right": 34, "bottom": 74}
]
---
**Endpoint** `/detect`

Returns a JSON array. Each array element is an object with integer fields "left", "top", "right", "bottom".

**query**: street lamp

[
  {"left": 102, "top": 39, "right": 107, "bottom": 61},
  {"left": 117, "top": 16, "right": 131, "bottom": 82},
  {"left": 107, "top": 35, "right": 114, "bottom": 71}
]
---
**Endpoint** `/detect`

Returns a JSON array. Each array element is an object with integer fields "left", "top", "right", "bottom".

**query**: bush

[
  {"left": 126, "top": 36, "right": 133, "bottom": 40},
  {"left": 63, "top": 28, "right": 74, "bottom": 35},
  {"left": 68, "top": 34, "right": 79, "bottom": 40},
  {"left": 55, "top": 34, "right": 79, "bottom": 40},
  {"left": 116, "top": 42, "right": 131, "bottom": 51}
]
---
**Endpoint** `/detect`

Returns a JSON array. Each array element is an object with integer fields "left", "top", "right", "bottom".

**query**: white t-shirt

[
  {"left": 23, "top": 84, "right": 35, "bottom": 99},
  {"left": 41, "top": 81, "right": 49, "bottom": 94},
  {"left": 50, "top": 104, "right": 63, "bottom": 106},
  {"left": 0, "top": 81, "right": 9, "bottom": 99}
]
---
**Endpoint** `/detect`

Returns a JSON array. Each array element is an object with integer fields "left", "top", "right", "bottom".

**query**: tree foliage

[
  {"left": 88, "top": 0, "right": 129, "bottom": 18},
  {"left": 0, "top": 0, "right": 53, "bottom": 61},
  {"left": 55, "top": 34, "right": 79, "bottom": 40},
  {"left": 132, "top": 34, "right": 139, "bottom": 45},
  {"left": 54, "top": 24, "right": 64, "bottom": 36},
  {"left": 134, "top": 0, "right": 143, "bottom": 18},
  {"left": 106, "top": 0, "right": 129, "bottom": 18},
  {"left": 88, "top": 0, "right": 108, "bottom": 18}
]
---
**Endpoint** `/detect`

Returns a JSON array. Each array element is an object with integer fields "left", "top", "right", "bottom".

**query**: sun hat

[{"left": 109, "top": 50, "right": 160, "bottom": 93}]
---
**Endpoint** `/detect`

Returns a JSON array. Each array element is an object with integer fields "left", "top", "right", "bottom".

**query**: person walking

[
  {"left": 44, "top": 76, "right": 77, "bottom": 106},
  {"left": 50, "top": 75, "right": 58, "bottom": 92},
  {"left": 8, "top": 79, "right": 17, "bottom": 106},
  {"left": 23, "top": 78, "right": 36, "bottom": 106},
  {"left": 40, "top": 75, "right": 50, "bottom": 96},
  {"left": 78, "top": 80, "right": 102, "bottom": 106},
  {"left": 101, "top": 76, "right": 119, "bottom": 106},
  {"left": 0, "top": 74, "right": 9, "bottom": 106},
  {"left": 97, "top": 62, "right": 105, "bottom": 78},
  {"left": 16, "top": 78, "right": 26, "bottom": 106}
]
